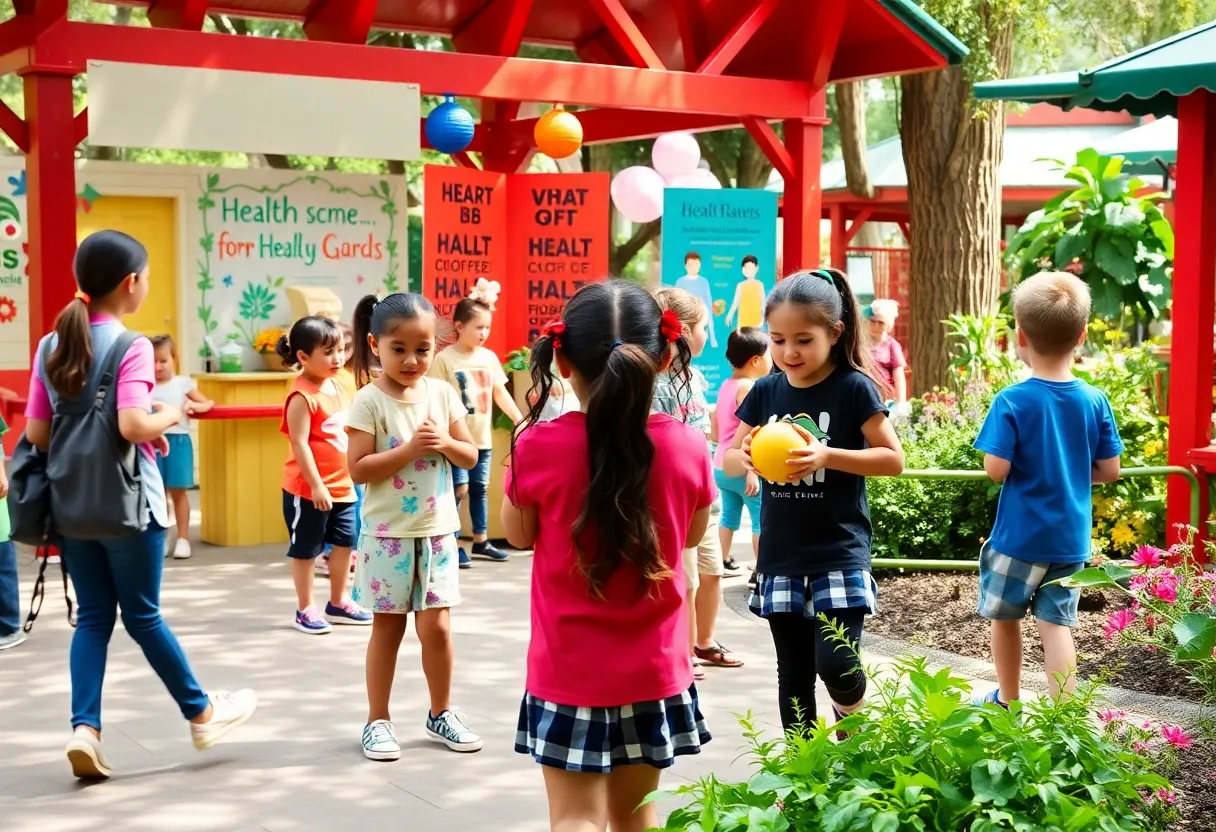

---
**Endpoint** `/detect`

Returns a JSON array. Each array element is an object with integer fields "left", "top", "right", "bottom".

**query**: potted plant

[{"left": 253, "top": 327, "right": 289, "bottom": 372}]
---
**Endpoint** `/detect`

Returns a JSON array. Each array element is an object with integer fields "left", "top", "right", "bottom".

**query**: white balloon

[
  {"left": 651, "top": 132, "right": 701, "bottom": 180},
  {"left": 611, "top": 166, "right": 666, "bottom": 223},
  {"left": 667, "top": 169, "right": 721, "bottom": 190}
]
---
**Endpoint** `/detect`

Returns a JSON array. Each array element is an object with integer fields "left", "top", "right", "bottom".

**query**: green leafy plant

[
  {"left": 233, "top": 276, "right": 282, "bottom": 346},
  {"left": 944, "top": 312, "right": 1018, "bottom": 390},
  {"left": 1060, "top": 527, "right": 1216, "bottom": 702},
  {"left": 652, "top": 619, "right": 1177, "bottom": 832},
  {"left": 1004, "top": 149, "right": 1173, "bottom": 322}
]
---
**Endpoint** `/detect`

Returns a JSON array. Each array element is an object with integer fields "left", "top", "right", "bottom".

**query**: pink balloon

[
  {"left": 611, "top": 166, "right": 665, "bottom": 223},
  {"left": 652, "top": 132, "right": 701, "bottom": 180},
  {"left": 667, "top": 169, "right": 721, "bottom": 190}
]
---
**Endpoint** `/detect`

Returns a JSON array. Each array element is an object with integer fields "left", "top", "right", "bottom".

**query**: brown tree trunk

[
  {"left": 900, "top": 12, "right": 1013, "bottom": 393},
  {"left": 835, "top": 81, "right": 885, "bottom": 248}
]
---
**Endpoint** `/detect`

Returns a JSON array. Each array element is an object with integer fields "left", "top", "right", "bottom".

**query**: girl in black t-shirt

[{"left": 722, "top": 269, "right": 904, "bottom": 735}]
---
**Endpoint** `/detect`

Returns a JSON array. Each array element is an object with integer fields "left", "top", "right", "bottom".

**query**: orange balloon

[{"left": 535, "top": 108, "right": 584, "bottom": 159}]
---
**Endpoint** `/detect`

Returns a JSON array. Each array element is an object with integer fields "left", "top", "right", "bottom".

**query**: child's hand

[
  {"left": 409, "top": 419, "right": 444, "bottom": 456},
  {"left": 744, "top": 471, "right": 760, "bottom": 497},
  {"left": 786, "top": 426, "right": 830, "bottom": 482},
  {"left": 740, "top": 426, "right": 760, "bottom": 474},
  {"left": 312, "top": 486, "right": 334, "bottom": 512},
  {"left": 0, "top": 467, "right": 8, "bottom": 500},
  {"left": 151, "top": 401, "right": 181, "bottom": 425},
  {"left": 151, "top": 435, "right": 170, "bottom": 457}
]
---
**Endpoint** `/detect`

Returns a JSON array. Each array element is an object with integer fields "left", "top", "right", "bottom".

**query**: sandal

[
  {"left": 694, "top": 641, "right": 744, "bottom": 668},
  {"left": 691, "top": 654, "right": 706, "bottom": 681}
]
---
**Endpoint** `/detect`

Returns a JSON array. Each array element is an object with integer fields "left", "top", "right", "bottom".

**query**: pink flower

[
  {"left": 1161, "top": 725, "right": 1193, "bottom": 750},
  {"left": 1133, "top": 741, "right": 1150, "bottom": 753},
  {"left": 1156, "top": 788, "right": 1178, "bottom": 804},
  {"left": 1151, "top": 582, "right": 1178, "bottom": 604},
  {"left": 1129, "top": 575, "right": 1151, "bottom": 592},
  {"left": 1145, "top": 614, "right": 1159, "bottom": 632},
  {"left": 1104, "top": 608, "right": 1137, "bottom": 638},
  {"left": 1133, "top": 546, "right": 1165, "bottom": 568},
  {"left": 1097, "top": 708, "right": 1127, "bottom": 724}
]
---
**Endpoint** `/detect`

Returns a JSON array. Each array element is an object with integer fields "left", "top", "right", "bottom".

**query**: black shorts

[{"left": 282, "top": 490, "right": 357, "bottom": 559}]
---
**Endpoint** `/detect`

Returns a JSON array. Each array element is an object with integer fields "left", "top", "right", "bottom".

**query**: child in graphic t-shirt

[
  {"left": 503, "top": 281, "right": 714, "bottom": 832},
  {"left": 724, "top": 269, "right": 904, "bottom": 735},
  {"left": 0, "top": 414, "right": 22, "bottom": 652},
  {"left": 277, "top": 316, "right": 371, "bottom": 634},
  {"left": 973, "top": 272, "right": 1122, "bottom": 708},
  {"left": 151, "top": 335, "right": 214, "bottom": 560},
  {"left": 429, "top": 295, "right": 522, "bottom": 567}
]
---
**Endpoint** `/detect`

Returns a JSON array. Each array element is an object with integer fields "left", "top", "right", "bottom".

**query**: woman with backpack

[{"left": 21, "top": 230, "right": 257, "bottom": 780}]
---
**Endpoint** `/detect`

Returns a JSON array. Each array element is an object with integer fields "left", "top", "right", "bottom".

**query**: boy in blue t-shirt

[{"left": 973, "top": 271, "right": 1123, "bottom": 707}]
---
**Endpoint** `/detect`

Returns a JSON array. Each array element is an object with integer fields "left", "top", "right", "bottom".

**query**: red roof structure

[{"left": 0, "top": 0, "right": 966, "bottom": 358}]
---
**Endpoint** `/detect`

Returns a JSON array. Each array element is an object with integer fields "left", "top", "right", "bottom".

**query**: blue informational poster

[{"left": 660, "top": 188, "right": 778, "bottom": 401}]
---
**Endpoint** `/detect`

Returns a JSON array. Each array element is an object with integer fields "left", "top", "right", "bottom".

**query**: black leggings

[{"left": 767, "top": 608, "right": 867, "bottom": 732}]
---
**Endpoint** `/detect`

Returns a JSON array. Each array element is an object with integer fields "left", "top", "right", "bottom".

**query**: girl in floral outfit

[{"left": 346, "top": 292, "right": 483, "bottom": 761}]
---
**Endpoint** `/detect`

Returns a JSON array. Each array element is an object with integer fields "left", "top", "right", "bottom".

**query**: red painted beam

[
  {"left": 147, "top": 0, "right": 210, "bottom": 30},
  {"left": 73, "top": 105, "right": 86, "bottom": 145},
  {"left": 452, "top": 0, "right": 535, "bottom": 57},
  {"left": 802, "top": 0, "right": 849, "bottom": 88},
  {"left": 0, "top": 99, "right": 30, "bottom": 152},
  {"left": 743, "top": 116, "right": 794, "bottom": 182},
  {"left": 1166, "top": 89, "right": 1216, "bottom": 536},
  {"left": 303, "top": 0, "right": 378, "bottom": 45},
  {"left": 60, "top": 22, "right": 813, "bottom": 118},
  {"left": 586, "top": 0, "right": 664, "bottom": 70},
  {"left": 452, "top": 151, "right": 481, "bottom": 170},
  {"left": 0, "top": 16, "right": 34, "bottom": 56},
  {"left": 670, "top": 0, "right": 706, "bottom": 71},
  {"left": 696, "top": 0, "right": 780, "bottom": 76},
  {"left": 843, "top": 207, "right": 874, "bottom": 243}
]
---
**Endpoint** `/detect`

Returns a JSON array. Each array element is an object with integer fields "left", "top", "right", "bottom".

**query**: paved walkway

[{"left": 0, "top": 532, "right": 823, "bottom": 832}]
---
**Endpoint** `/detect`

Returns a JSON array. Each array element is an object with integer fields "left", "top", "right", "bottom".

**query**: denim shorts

[{"left": 977, "top": 542, "right": 1083, "bottom": 627}]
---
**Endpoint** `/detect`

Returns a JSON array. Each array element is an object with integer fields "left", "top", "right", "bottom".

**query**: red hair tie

[
  {"left": 659, "top": 309, "right": 682, "bottom": 344},
  {"left": 541, "top": 320, "right": 566, "bottom": 349}
]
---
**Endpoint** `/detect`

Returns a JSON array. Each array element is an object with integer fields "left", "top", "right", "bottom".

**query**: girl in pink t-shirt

[{"left": 502, "top": 281, "right": 715, "bottom": 832}]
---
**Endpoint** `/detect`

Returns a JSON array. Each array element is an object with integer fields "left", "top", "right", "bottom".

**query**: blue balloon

[{"left": 425, "top": 95, "right": 475, "bottom": 155}]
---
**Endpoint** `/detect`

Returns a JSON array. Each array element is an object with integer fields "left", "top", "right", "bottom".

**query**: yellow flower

[
  {"left": 253, "top": 328, "right": 286, "bottom": 354},
  {"left": 1110, "top": 524, "right": 1136, "bottom": 547}
]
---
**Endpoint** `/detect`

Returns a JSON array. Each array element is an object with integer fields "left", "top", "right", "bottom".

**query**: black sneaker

[
  {"left": 747, "top": 569, "right": 757, "bottom": 588},
  {"left": 471, "top": 542, "right": 510, "bottom": 562},
  {"left": 723, "top": 556, "right": 743, "bottom": 576}
]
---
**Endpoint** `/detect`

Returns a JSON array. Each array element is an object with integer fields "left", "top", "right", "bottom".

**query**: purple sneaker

[
  {"left": 294, "top": 608, "right": 332, "bottom": 634},
  {"left": 325, "top": 600, "right": 372, "bottom": 626}
]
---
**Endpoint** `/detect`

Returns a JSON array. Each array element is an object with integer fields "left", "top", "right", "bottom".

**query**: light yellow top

[
  {"left": 346, "top": 379, "right": 465, "bottom": 539},
  {"left": 738, "top": 279, "right": 765, "bottom": 329},
  {"left": 429, "top": 345, "right": 508, "bottom": 450}
]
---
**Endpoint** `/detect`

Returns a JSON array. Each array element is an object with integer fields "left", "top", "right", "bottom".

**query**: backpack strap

[
  {"left": 22, "top": 547, "right": 75, "bottom": 633},
  {"left": 94, "top": 330, "right": 144, "bottom": 407}
]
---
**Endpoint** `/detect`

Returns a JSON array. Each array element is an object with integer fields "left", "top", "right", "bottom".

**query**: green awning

[
  {"left": 1095, "top": 117, "right": 1177, "bottom": 172},
  {"left": 974, "top": 19, "right": 1216, "bottom": 118},
  {"left": 876, "top": 0, "right": 970, "bottom": 65}
]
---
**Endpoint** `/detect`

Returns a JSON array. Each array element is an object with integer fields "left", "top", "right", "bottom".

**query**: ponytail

[
  {"left": 43, "top": 297, "right": 93, "bottom": 398},
  {"left": 823, "top": 268, "right": 883, "bottom": 388},
  {"left": 351, "top": 294, "right": 379, "bottom": 389}
]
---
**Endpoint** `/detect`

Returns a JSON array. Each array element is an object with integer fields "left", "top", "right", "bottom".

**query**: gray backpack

[{"left": 44, "top": 330, "right": 149, "bottom": 539}]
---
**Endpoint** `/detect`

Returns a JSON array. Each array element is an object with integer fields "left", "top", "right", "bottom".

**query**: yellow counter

[{"left": 195, "top": 372, "right": 294, "bottom": 547}]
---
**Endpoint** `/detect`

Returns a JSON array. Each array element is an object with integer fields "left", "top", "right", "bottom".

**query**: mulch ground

[{"left": 868, "top": 571, "right": 1216, "bottom": 830}]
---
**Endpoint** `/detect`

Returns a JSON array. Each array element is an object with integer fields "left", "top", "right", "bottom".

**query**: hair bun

[{"left": 274, "top": 334, "right": 293, "bottom": 361}]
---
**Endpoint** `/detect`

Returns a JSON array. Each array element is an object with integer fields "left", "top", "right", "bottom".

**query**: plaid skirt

[
  {"left": 748, "top": 570, "right": 878, "bottom": 619},
  {"left": 515, "top": 685, "right": 711, "bottom": 773}
]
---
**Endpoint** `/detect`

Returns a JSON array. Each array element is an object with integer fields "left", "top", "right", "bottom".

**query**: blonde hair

[
  {"left": 653, "top": 286, "right": 707, "bottom": 330},
  {"left": 870, "top": 298, "right": 899, "bottom": 324},
  {"left": 1012, "top": 271, "right": 1091, "bottom": 356}
]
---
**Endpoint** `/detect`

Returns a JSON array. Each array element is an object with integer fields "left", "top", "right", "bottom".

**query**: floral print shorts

[{"left": 351, "top": 533, "right": 462, "bottom": 614}]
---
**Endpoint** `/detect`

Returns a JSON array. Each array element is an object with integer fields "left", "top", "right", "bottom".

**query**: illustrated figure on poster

[
  {"left": 725, "top": 255, "right": 766, "bottom": 332},
  {"left": 674, "top": 252, "right": 717, "bottom": 348}
]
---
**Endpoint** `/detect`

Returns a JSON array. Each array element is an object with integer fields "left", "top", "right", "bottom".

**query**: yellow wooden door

[{"left": 77, "top": 197, "right": 178, "bottom": 343}]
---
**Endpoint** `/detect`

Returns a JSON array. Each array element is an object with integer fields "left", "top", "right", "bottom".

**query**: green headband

[{"left": 809, "top": 269, "right": 835, "bottom": 286}]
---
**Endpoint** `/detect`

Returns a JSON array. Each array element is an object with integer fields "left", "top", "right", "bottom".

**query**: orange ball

[{"left": 535, "top": 108, "right": 583, "bottom": 159}]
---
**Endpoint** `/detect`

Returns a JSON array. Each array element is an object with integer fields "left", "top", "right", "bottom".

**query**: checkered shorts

[
  {"left": 748, "top": 570, "right": 878, "bottom": 619},
  {"left": 977, "top": 542, "right": 1083, "bottom": 626},
  {"left": 514, "top": 685, "right": 711, "bottom": 773}
]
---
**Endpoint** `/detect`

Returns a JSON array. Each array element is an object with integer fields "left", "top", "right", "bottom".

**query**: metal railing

[{"left": 870, "top": 465, "right": 1200, "bottom": 572}]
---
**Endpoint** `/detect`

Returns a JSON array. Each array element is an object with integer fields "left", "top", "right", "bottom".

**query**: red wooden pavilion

[{"left": 0, "top": 0, "right": 965, "bottom": 370}]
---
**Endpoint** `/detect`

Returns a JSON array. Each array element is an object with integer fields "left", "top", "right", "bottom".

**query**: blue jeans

[
  {"left": 61, "top": 524, "right": 210, "bottom": 731},
  {"left": 0, "top": 541, "right": 18, "bottom": 637},
  {"left": 453, "top": 449, "right": 493, "bottom": 535},
  {"left": 714, "top": 468, "right": 762, "bottom": 534}
]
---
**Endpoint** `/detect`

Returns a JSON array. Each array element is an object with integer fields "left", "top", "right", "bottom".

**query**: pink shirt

[
  {"left": 506, "top": 412, "right": 715, "bottom": 707},
  {"left": 713, "top": 377, "right": 744, "bottom": 470},
  {"left": 871, "top": 336, "right": 906, "bottom": 391},
  {"left": 26, "top": 315, "right": 157, "bottom": 461}
]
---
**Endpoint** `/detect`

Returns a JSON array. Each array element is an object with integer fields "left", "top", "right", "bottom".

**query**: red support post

[
  {"left": 23, "top": 68, "right": 78, "bottom": 357},
  {"left": 452, "top": 0, "right": 535, "bottom": 57},
  {"left": 696, "top": 0, "right": 780, "bottom": 75},
  {"left": 586, "top": 0, "right": 665, "bottom": 70},
  {"left": 1167, "top": 89, "right": 1216, "bottom": 536},
  {"left": 670, "top": 0, "right": 706, "bottom": 71},
  {"left": 743, "top": 117, "right": 794, "bottom": 183},
  {"left": 829, "top": 204, "right": 846, "bottom": 269},
  {"left": 781, "top": 93, "right": 828, "bottom": 274}
]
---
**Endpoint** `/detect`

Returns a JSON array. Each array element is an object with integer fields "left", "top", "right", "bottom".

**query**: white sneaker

[
  {"left": 190, "top": 689, "right": 258, "bottom": 750},
  {"left": 173, "top": 538, "right": 192, "bottom": 559},
  {"left": 362, "top": 719, "right": 402, "bottom": 761},
  {"left": 65, "top": 727, "right": 112, "bottom": 779},
  {"left": 425, "top": 709, "right": 484, "bottom": 753},
  {"left": 0, "top": 631, "right": 27, "bottom": 651}
]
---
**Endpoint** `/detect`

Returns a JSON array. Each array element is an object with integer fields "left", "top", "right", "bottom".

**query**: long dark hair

[
  {"left": 350, "top": 292, "right": 434, "bottom": 389},
  {"left": 513, "top": 280, "right": 692, "bottom": 599},
  {"left": 765, "top": 268, "right": 880, "bottom": 386},
  {"left": 45, "top": 230, "right": 148, "bottom": 398},
  {"left": 274, "top": 316, "right": 342, "bottom": 369}
]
